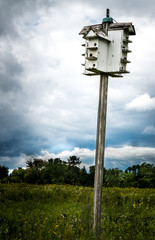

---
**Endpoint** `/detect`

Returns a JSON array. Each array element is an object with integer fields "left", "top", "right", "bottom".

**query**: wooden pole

[{"left": 93, "top": 73, "right": 108, "bottom": 233}]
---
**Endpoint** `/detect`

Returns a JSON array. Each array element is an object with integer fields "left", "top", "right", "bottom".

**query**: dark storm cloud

[
  {"left": 0, "top": 52, "right": 23, "bottom": 92},
  {"left": 0, "top": 0, "right": 29, "bottom": 36},
  {"left": 106, "top": 109, "right": 155, "bottom": 148},
  {"left": 0, "top": 137, "right": 45, "bottom": 157},
  {"left": 0, "top": 0, "right": 56, "bottom": 36},
  {"left": 0, "top": 42, "right": 34, "bottom": 157},
  {"left": 0, "top": 73, "right": 21, "bottom": 92},
  {"left": 0, "top": 103, "right": 48, "bottom": 157},
  {"left": 0, "top": 48, "right": 26, "bottom": 157}
]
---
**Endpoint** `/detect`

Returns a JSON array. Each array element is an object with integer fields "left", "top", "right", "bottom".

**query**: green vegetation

[
  {"left": 0, "top": 157, "right": 155, "bottom": 188},
  {"left": 0, "top": 184, "right": 155, "bottom": 240}
]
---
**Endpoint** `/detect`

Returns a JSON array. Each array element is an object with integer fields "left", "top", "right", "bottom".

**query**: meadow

[{"left": 0, "top": 184, "right": 154, "bottom": 240}]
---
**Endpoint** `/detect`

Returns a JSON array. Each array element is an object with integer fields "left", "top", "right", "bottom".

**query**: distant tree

[
  {"left": 125, "top": 164, "right": 140, "bottom": 180},
  {"left": 88, "top": 165, "right": 95, "bottom": 186},
  {"left": 124, "top": 172, "right": 137, "bottom": 187},
  {"left": 41, "top": 158, "right": 68, "bottom": 184},
  {"left": 53, "top": 158, "right": 63, "bottom": 165},
  {"left": 138, "top": 162, "right": 154, "bottom": 178},
  {"left": 79, "top": 166, "right": 88, "bottom": 186},
  {"left": 125, "top": 166, "right": 132, "bottom": 173},
  {"left": 24, "top": 168, "right": 39, "bottom": 184},
  {"left": 9, "top": 168, "right": 26, "bottom": 182},
  {"left": 25, "top": 157, "right": 47, "bottom": 184},
  {"left": 26, "top": 159, "right": 33, "bottom": 168},
  {"left": 104, "top": 168, "right": 125, "bottom": 187},
  {"left": 67, "top": 156, "right": 81, "bottom": 167},
  {"left": 138, "top": 162, "right": 155, "bottom": 188},
  {"left": 66, "top": 156, "right": 81, "bottom": 185},
  {"left": 48, "top": 158, "right": 53, "bottom": 163},
  {"left": 26, "top": 157, "right": 46, "bottom": 170},
  {"left": 0, "top": 165, "right": 9, "bottom": 181},
  {"left": 124, "top": 162, "right": 155, "bottom": 188}
]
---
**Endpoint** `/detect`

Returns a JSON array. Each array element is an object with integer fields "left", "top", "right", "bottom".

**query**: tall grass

[{"left": 0, "top": 184, "right": 154, "bottom": 240}]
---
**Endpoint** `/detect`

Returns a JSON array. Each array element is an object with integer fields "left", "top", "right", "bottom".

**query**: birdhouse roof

[
  {"left": 79, "top": 24, "right": 102, "bottom": 36},
  {"left": 79, "top": 22, "right": 136, "bottom": 36},
  {"left": 108, "top": 22, "right": 136, "bottom": 35},
  {"left": 84, "top": 27, "right": 111, "bottom": 41}
]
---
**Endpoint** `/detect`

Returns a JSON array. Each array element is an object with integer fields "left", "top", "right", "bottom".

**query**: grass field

[{"left": 0, "top": 184, "right": 155, "bottom": 240}]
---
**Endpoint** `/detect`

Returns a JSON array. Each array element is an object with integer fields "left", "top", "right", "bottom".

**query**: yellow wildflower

[
  {"left": 133, "top": 202, "right": 136, "bottom": 208},
  {"left": 55, "top": 224, "right": 59, "bottom": 230},
  {"left": 139, "top": 202, "right": 143, "bottom": 207}
]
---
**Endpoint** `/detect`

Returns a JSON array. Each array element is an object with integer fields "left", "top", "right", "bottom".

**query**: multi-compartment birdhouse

[
  {"left": 79, "top": 16, "right": 136, "bottom": 77},
  {"left": 79, "top": 10, "right": 136, "bottom": 232}
]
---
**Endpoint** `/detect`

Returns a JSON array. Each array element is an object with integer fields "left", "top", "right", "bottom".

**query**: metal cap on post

[{"left": 102, "top": 9, "right": 113, "bottom": 32}]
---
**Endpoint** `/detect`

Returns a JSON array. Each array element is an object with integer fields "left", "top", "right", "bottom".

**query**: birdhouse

[{"left": 79, "top": 17, "right": 136, "bottom": 77}]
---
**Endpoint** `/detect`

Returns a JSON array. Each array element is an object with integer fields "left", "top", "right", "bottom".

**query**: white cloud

[
  {"left": 40, "top": 147, "right": 95, "bottom": 163},
  {"left": 105, "top": 146, "right": 155, "bottom": 160},
  {"left": 143, "top": 125, "right": 155, "bottom": 135},
  {"left": 125, "top": 93, "right": 155, "bottom": 111},
  {"left": 39, "top": 145, "right": 155, "bottom": 169}
]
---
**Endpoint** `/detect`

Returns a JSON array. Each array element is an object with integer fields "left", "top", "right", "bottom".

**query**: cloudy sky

[{"left": 0, "top": 0, "right": 155, "bottom": 171}]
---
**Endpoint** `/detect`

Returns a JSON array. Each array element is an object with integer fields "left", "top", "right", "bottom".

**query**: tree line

[{"left": 0, "top": 156, "right": 155, "bottom": 188}]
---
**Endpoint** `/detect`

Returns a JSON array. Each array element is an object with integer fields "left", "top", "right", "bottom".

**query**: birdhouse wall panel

[
  {"left": 85, "top": 58, "right": 97, "bottom": 70},
  {"left": 107, "top": 30, "right": 123, "bottom": 72},
  {"left": 97, "top": 39, "right": 108, "bottom": 72},
  {"left": 85, "top": 38, "right": 98, "bottom": 72},
  {"left": 120, "top": 30, "right": 131, "bottom": 73},
  {"left": 87, "top": 38, "right": 99, "bottom": 48}
]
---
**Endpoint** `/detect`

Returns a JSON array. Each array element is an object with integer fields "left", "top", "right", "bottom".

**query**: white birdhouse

[{"left": 79, "top": 18, "right": 136, "bottom": 77}]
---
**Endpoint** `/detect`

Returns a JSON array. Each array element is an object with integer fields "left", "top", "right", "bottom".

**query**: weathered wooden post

[
  {"left": 93, "top": 73, "right": 108, "bottom": 232},
  {"left": 79, "top": 9, "right": 135, "bottom": 234}
]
